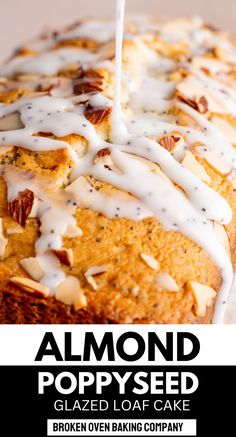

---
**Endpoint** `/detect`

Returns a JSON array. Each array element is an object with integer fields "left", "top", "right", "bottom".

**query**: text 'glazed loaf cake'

[{"left": 0, "top": 7, "right": 236, "bottom": 324}]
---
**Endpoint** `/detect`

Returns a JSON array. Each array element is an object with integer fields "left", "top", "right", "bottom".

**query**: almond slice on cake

[
  {"left": 52, "top": 248, "right": 74, "bottom": 267},
  {"left": 20, "top": 257, "right": 45, "bottom": 282},
  {"left": 8, "top": 189, "right": 35, "bottom": 227},
  {"left": 201, "top": 151, "right": 232, "bottom": 176},
  {"left": 10, "top": 276, "right": 49, "bottom": 297},
  {"left": 155, "top": 272, "right": 180, "bottom": 292},
  {"left": 182, "top": 151, "right": 211, "bottom": 183},
  {"left": 55, "top": 276, "right": 87, "bottom": 309},
  {"left": 140, "top": 253, "right": 160, "bottom": 270},
  {"left": 186, "top": 281, "right": 217, "bottom": 317},
  {"left": 0, "top": 218, "right": 7, "bottom": 258}
]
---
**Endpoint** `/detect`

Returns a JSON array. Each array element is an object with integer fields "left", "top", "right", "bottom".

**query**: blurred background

[{"left": 0, "top": 0, "right": 235, "bottom": 62}]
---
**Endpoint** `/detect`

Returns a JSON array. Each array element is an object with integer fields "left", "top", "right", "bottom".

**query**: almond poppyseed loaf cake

[{"left": 0, "top": 13, "right": 236, "bottom": 324}]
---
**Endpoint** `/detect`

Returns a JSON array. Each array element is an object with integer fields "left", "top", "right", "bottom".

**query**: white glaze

[
  {"left": 0, "top": 3, "right": 236, "bottom": 322},
  {"left": 0, "top": 48, "right": 100, "bottom": 77},
  {"left": 66, "top": 175, "right": 152, "bottom": 220},
  {"left": 1, "top": 166, "right": 76, "bottom": 291},
  {"left": 56, "top": 20, "right": 116, "bottom": 43},
  {"left": 110, "top": 0, "right": 128, "bottom": 144}
]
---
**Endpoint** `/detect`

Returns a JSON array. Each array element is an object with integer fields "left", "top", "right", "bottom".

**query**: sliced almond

[
  {"left": 177, "top": 75, "right": 223, "bottom": 114},
  {"left": 8, "top": 189, "right": 35, "bottom": 227},
  {"left": 66, "top": 176, "right": 91, "bottom": 203},
  {"left": 197, "top": 95, "right": 208, "bottom": 114},
  {"left": 10, "top": 276, "right": 49, "bottom": 297},
  {"left": 28, "top": 197, "right": 40, "bottom": 218},
  {"left": 74, "top": 293, "right": 87, "bottom": 310},
  {"left": 85, "top": 275, "right": 98, "bottom": 291},
  {"left": 84, "top": 106, "right": 112, "bottom": 125},
  {"left": 94, "top": 147, "right": 113, "bottom": 168},
  {"left": 0, "top": 236, "right": 7, "bottom": 257},
  {"left": 159, "top": 135, "right": 178, "bottom": 153},
  {"left": 201, "top": 150, "right": 232, "bottom": 176},
  {"left": 211, "top": 117, "right": 236, "bottom": 145},
  {"left": 7, "top": 224, "right": 24, "bottom": 234},
  {"left": 55, "top": 276, "right": 87, "bottom": 309},
  {"left": 73, "top": 80, "right": 103, "bottom": 95},
  {"left": 0, "top": 112, "right": 24, "bottom": 131},
  {"left": 170, "top": 133, "right": 185, "bottom": 143},
  {"left": 159, "top": 134, "right": 187, "bottom": 161},
  {"left": 182, "top": 151, "right": 211, "bottom": 183},
  {"left": 52, "top": 248, "right": 74, "bottom": 267},
  {"left": 73, "top": 72, "right": 103, "bottom": 95},
  {"left": 64, "top": 224, "right": 83, "bottom": 238},
  {"left": 186, "top": 281, "right": 217, "bottom": 317},
  {"left": 191, "top": 56, "right": 230, "bottom": 76},
  {"left": 20, "top": 257, "right": 45, "bottom": 281},
  {"left": 214, "top": 222, "right": 231, "bottom": 258},
  {"left": 155, "top": 272, "right": 179, "bottom": 292},
  {"left": 0, "top": 218, "right": 7, "bottom": 257},
  {"left": 85, "top": 265, "right": 109, "bottom": 276},
  {"left": 125, "top": 152, "right": 158, "bottom": 171},
  {"left": 141, "top": 253, "right": 160, "bottom": 271},
  {"left": 94, "top": 147, "right": 111, "bottom": 159}
]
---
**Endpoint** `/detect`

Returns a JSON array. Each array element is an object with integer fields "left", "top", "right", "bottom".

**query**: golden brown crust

[
  {"left": 0, "top": 188, "right": 222, "bottom": 324},
  {"left": 0, "top": 283, "right": 213, "bottom": 324}
]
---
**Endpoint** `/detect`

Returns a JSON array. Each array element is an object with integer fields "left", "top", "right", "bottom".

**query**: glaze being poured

[
  {"left": 0, "top": 2, "right": 236, "bottom": 322},
  {"left": 110, "top": 0, "right": 128, "bottom": 143}
]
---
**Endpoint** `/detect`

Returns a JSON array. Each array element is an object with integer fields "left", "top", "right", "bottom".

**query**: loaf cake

[{"left": 0, "top": 13, "right": 236, "bottom": 324}]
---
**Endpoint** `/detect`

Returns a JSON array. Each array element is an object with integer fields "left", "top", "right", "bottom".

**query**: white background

[
  {"left": 0, "top": 325, "right": 236, "bottom": 365},
  {"left": 0, "top": 0, "right": 236, "bottom": 63},
  {"left": 47, "top": 419, "right": 196, "bottom": 436}
]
